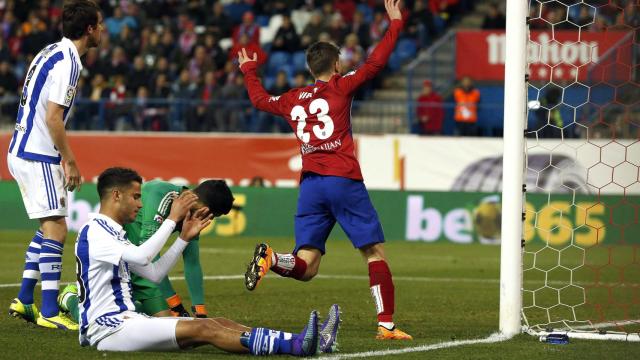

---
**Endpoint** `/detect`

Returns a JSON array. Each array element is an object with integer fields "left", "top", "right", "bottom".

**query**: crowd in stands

[{"left": 0, "top": 0, "right": 474, "bottom": 132}]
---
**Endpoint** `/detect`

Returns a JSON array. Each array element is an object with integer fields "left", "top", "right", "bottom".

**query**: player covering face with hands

[
  {"left": 72, "top": 167, "right": 340, "bottom": 355},
  {"left": 238, "top": 0, "right": 411, "bottom": 340}
]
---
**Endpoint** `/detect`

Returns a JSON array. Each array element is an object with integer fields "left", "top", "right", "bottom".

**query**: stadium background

[{"left": 0, "top": 0, "right": 638, "bottom": 358}]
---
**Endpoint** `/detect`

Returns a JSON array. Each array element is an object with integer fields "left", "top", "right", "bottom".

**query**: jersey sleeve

[
  {"left": 48, "top": 57, "right": 80, "bottom": 107},
  {"left": 335, "top": 19, "right": 404, "bottom": 95},
  {"left": 239, "top": 61, "right": 294, "bottom": 117},
  {"left": 90, "top": 231, "right": 130, "bottom": 266}
]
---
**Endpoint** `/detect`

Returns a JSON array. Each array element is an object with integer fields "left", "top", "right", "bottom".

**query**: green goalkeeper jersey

[{"left": 124, "top": 180, "right": 198, "bottom": 245}]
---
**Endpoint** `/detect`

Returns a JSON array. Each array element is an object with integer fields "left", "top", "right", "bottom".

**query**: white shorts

[
  {"left": 6, "top": 153, "right": 67, "bottom": 219},
  {"left": 96, "top": 312, "right": 181, "bottom": 352}
]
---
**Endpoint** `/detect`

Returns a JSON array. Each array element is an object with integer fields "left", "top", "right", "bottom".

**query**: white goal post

[{"left": 500, "top": 0, "right": 640, "bottom": 341}]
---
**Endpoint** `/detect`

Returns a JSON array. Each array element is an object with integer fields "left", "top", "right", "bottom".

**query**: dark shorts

[
  {"left": 294, "top": 174, "right": 385, "bottom": 255},
  {"left": 131, "top": 273, "right": 168, "bottom": 315}
]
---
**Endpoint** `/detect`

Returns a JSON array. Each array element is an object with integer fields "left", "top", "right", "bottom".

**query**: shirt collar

[
  {"left": 61, "top": 37, "right": 82, "bottom": 66},
  {"left": 91, "top": 213, "right": 124, "bottom": 233}
]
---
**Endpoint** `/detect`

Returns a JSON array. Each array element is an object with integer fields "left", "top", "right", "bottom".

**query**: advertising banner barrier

[
  {"left": 456, "top": 30, "right": 629, "bottom": 81},
  {"left": 0, "top": 182, "right": 636, "bottom": 247}
]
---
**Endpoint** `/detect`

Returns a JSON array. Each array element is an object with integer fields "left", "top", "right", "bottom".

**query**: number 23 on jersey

[{"left": 290, "top": 98, "right": 334, "bottom": 143}]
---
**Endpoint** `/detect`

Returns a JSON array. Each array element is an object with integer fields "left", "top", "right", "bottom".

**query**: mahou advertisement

[{"left": 456, "top": 30, "right": 630, "bottom": 81}]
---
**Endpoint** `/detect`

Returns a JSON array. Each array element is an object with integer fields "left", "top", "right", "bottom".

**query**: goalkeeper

[{"left": 128, "top": 179, "right": 233, "bottom": 317}]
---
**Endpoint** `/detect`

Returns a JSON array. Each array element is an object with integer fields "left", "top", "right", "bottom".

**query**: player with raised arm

[
  {"left": 7, "top": 0, "right": 103, "bottom": 330},
  {"left": 75, "top": 167, "right": 339, "bottom": 355},
  {"left": 239, "top": 0, "right": 411, "bottom": 340}
]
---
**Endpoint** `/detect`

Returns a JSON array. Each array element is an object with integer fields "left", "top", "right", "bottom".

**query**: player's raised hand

[
  {"left": 180, "top": 207, "right": 213, "bottom": 241},
  {"left": 63, "top": 158, "right": 82, "bottom": 191},
  {"left": 237, "top": 47, "right": 257, "bottom": 66},
  {"left": 385, "top": 0, "right": 402, "bottom": 21},
  {"left": 168, "top": 191, "right": 198, "bottom": 222}
]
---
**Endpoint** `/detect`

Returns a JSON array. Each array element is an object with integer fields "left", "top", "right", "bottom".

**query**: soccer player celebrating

[
  {"left": 7, "top": 0, "right": 103, "bottom": 330},
  {"left": 125, "top": 179, "right": 234, "bottom": 318},
  {"left": 239, "top": 0, "right": 411, "bottom": 340},
  {"left": 75, "top": 167, "right": 339, "bottom": 355}
]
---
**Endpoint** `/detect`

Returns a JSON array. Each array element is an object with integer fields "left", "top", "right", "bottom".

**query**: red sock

[
  {"left": 271, "top": 253, "right": 307, "bottom": 280},
  {"left": 369, "top": 260, "right": 395, "bottom": 323}
]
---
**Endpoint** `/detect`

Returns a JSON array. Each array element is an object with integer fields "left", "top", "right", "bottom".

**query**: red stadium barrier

[{"left": 0, "top": 132, "right": 301, "bottom": 186}]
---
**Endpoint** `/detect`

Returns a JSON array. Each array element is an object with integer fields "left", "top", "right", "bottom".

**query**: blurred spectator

[
  {"left": 535, "top": 86, "right": 563, "bottom": 138},
  {"left": 350, "top": 11, "right": 371, "bottom": 49},
  {"left": 113, "top": 25, "right": 139, "bottom": 59},
  {"left": 128, "top": 56, "right": 150, "bottom": 94},
  {"left": 233, "top": 11, "right": 260, "bottom": 46},
  {"left": 339, "top": 33, "right": 365, "bottom": 72},
  {"left": 327, "top": 13, "right": 347, "bottom": 45},
  {"left": 481, "top": 3, "right": 506, "bottom": 29},
  {"left": 453, "top": 76, "right": 480, "bottom": 136},
  {"left": 105, "top": 75, "right": 131, "bottom": 131},
  {"left": 188, "top": 45, "right": 214, "bottom": 83},
  {"left": 416, "top": 80, "right": 444, "bottom": 135},
  {"left": 207, "top": 2, "right": 233, "bottom": 39},
  {"left": 229, "top": 34, "right": 268, "bottom": 67},
  {"left": 104, "top": 46, "right": 129, "bottom": 80},
  {"left": 105, "top": 6, "right": 137, "bottom": 38},
  {"left": 405, "top": 0, "right": 435, "bottom": 47},
  {"left": 0, "top": 60, "right": 17, "bottom": 123},
  {"left": 271, "top": 14, "right": 301, "bottom": 53},
  {"left": 178, "top": 21, "right": 197, "bottom": 57},
  {"left": 369, "top": 11, "right": 389, "bottom": 45},
  {"left": 292, "top": 70, "right": 311, "bottom": 88},
  {"left": 301, "top": 11, "right": 326, "bottom": 48},
  {"left": 219, "top": 73, "right": 250, "bottom": 132},
  {"left": 148, "top": 73, "right": 171, "bottom": 130},
  {"left": 192, "top": 70, "right": 219, "bottom": 132},
  {"left": 203, "top": 33, "right": 226, "bottom": 70},
  {"left": 170, "top": 69, "right": 197, "bottom": 131},
  {"left": 0, "top": 37, "right": 13, "bottom": 63},
  {"left": 333, "top": 0, "right": 356, "bottom": 23}
]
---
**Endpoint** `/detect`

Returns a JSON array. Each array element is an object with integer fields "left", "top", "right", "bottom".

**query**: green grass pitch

[{"left": 0, "top": 231, "right": 636, "bottom": 359}]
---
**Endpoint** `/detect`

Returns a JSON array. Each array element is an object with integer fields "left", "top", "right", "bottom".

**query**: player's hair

[
  {"left": 97, "top": 167, "right": 142, "bottom": 200},
  {"left": 193, "top": 180, "right": 234, "bottom": 217},
  {"left": 306, "top": 42, "right": 340, "bottom": 78},
  {"left": 62, "top": 0, "right": 101, "bottom": 40}
]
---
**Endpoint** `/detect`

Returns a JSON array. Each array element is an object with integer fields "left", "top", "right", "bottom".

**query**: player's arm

[
  {"left": 130, "top": 208, "right": 212, "bottom": 283},
  {"left": 46, "top": 101, "right": 81, "bottom": 191},
  {"left": 238, "top": 48, "right": 291, "bottom": 116},
  {"left": 47, "top": 59, "right": 81, "bottom": 191},
  {"left": 122, "top": 191, "right": 197, "bottom": 266},
  {"left": 336, "top": 0, "right": 404, "bottom": 94}
]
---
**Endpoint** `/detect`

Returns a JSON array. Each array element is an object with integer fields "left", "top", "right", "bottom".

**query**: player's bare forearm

[{"left": 45, "top": 101, "right": 75, "bottom": 162}]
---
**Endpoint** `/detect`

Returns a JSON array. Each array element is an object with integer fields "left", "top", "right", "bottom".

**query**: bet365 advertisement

[{"left": 0, "top": 181, "right": 636, "bottom": 246}]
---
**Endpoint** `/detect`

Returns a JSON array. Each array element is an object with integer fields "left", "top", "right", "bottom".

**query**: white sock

[{"left": 379, "top": 321, "right": 395, "bottom": 330}]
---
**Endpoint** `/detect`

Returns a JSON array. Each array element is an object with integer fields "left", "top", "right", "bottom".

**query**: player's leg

[
  {"left": 244, "top": 174, "right": 332, "bottom": 290},
  {"left": 330, "top": 177, "right": 412, "bottom": 340},
  {"left": 97, "top": 311, "right": 320, "bottom": 356},
  {"left": 9, "top": 228, "right": 43, "bottom": 323},
  {"left": 131, "top": 273, "right": 172, "bottom": 317},
  {"left": 182, "top": 239, "right": 207, "bottom": 317}
]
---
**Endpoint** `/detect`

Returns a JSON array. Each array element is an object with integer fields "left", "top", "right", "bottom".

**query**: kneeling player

[{"left": 75, "top": 167, "right": 340, "bottom": 355}]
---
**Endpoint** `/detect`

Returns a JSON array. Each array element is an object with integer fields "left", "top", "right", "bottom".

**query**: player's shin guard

[
  {"left": 39, "top": 239, "right": 63, "bottom": 317},
  {"left": 368, "top": 260, "right": 395, "bottom": 323},
  {"left": 271, "top": 253, "right": 307, "bottom": 280},
  {"left": 17, "top": 230, "right": 43, "bottom": 304},
  {"left": 240, "top": 328, "right": 294, "bottom": 355}
]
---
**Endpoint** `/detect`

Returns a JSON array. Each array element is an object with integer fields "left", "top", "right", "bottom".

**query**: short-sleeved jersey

[
  {"left": 124, "top": 180, "right": 192, "bottom": 246},
  {"left": 8, "top": 37, "right": 82, "bottom": 164},
  {"left": 240, "top": 19, "right": 403, "bottom": 181},
  {"left": 76, "top": 214, "right": 137, "bottom": 346}
]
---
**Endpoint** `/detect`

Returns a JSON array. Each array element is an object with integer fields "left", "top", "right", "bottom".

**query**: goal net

[{"left": 521, "top": 0, "right": 639, "bottom": 340}]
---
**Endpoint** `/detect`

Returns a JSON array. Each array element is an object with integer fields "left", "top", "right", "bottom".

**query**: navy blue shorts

[{"left": 293, "top": 173, "right": 385, "bottom": 255}]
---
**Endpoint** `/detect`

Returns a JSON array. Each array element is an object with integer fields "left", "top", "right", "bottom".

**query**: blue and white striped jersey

[
  {"left": 8, "top": 37, "right": 82, "bottom": 164},
  {"left": 76, "top": 213, "right": 136, "bottom": 346}
]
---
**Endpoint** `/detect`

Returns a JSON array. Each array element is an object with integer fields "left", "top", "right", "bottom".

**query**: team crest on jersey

[
  {"left": 64, "top": 86, "right": 76, "bottom": 106},
  {"left": 154, "top": 214, "right": 164, "bottom": 224}
]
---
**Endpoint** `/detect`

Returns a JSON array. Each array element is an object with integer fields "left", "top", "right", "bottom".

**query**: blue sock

[
  {"left": 17, "top": 231, "right": 43, "bottom": 304},
  {"left": 241, "top": 328, "right": 295, "bottom": 355},
  {"left": 39, "top": 239, "right": 63, "bottom": 317}
]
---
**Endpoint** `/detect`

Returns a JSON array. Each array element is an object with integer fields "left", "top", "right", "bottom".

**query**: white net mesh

[{"left": 522, "top": 0, "right": 639, "bottom": 336}]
